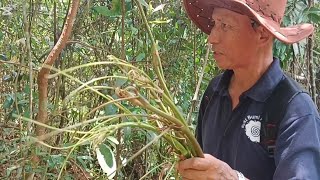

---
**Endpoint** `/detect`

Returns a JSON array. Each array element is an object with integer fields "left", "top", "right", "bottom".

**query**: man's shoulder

[
  {"left": 279, "top": 75, "right": 319, "bottom": 118},
  {"left": 206, "top": 73, "right": 224, "bottom": 92},
  {"left": 286, "top": 92, "right": 319, "bottom": 118}
]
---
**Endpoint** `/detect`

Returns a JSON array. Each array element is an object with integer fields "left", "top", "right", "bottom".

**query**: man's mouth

[
  {"left": 213, "top": 51, "right": 223, "bottom": 56},
  {"left": 209, "top": 44, "right": 223, "bottom": 56}
]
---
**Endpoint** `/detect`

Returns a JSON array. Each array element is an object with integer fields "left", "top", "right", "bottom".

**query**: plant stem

[
  {"left": 134, "top": 0, "right": 186, "bottom": 131},
  {"left": 134, "top": 0, "right": 169, "bottom": 98},
  {"left": 138, "top": 94, "right": 203, "bottom": 157},
  {"left": 187, "top": 44, "right": 210, "bottom": 124}
]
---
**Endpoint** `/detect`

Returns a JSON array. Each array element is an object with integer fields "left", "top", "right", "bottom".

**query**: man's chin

[{"left": 215, "top": 61, "right": 228, "bottom": 70}]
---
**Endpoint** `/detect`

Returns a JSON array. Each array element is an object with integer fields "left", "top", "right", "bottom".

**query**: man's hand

[{"left": 177, "top": 154, "right": 238, "bottom": 180}]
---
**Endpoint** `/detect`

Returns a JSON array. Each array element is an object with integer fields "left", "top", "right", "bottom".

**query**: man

[{"left": 177, "top": 0, "right": 320, "bottom": 179}]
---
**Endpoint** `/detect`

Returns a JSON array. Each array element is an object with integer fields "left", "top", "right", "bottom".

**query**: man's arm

[{"left": 274, "top": 94, "right": 320, "bottom": 179}]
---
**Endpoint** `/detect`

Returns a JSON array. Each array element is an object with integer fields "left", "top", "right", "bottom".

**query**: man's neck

[{"left": 229, "top": 54, "right": 273, "bottom": 101}]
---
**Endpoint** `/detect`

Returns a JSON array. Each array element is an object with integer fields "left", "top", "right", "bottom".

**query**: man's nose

[{"left": 208, "top": 28, "right": 220, "bottom": 44}]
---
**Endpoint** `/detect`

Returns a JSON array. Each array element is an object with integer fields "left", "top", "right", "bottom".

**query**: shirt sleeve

[
  {"left": 196, "top": 90, "right": 206, "bottom": 149},
  {"left": 273, "top": 93, "right": 320, "bottom": 179}
]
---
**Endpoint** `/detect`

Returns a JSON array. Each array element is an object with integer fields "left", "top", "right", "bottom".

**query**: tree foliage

[{"left": 0, "top": 0, "right": 319, "bottom": 179}]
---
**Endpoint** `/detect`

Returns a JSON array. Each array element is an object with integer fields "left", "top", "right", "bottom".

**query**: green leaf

[
  {"left": 0, "top": 54, "right": 7, "bottom": 61},
  {"left": 76, "top": 155, "right": 94, "bottom": 170},
  {"left": 23, "top": 111, "right": 30, "bottom": 118},
  {"left": 24, "top": 85, "right": 31, "bottom": 94},
  {"left": 149, "top": 19, "right": 171, "bottom": 24},
  {"left": 6, "top": 166, "right": 19, "bottom": 177},
  {"left": 92, "top": 6, "right": 121, "bottom": 17},
  {"left": 96, "top": 144, "right": 116, "bottom": 178},
  {"left": 137, "top": 0, "right": 149, "bottom": 8},
  {"left": 131, "top": 26, "right": 138, "bottom": 35},
  {"left": 3, "top": 75, "right": 11, "bottom": 81},
  {"left": 98, "top": 144, "right": 114, "bottom": 167},
  {"left": 0, "top": 32, "right": 3, "bottom": 41},
  {"left": 48, "top": 154, "right": 64, "bottom": 168},
  {"left": 112, "top": 0, "right": 122, "bottom": 12},
  {"left": 104, "top": 104, "right": 118, "bottom": 115},
  {"left": 124, "top": 126, "right": 132, "bottom": 139},
  {"left": 136, "top": 53, "right": 145, "bottom": 61},
  {"left": 305, "top": 7, "right": 320, "bottom": 16},
  {"left": 18, "top": 100, "right": 28, "bottom": 105},
  {"left": 152, "top": 4, "right": 166, "bottom": 13},
  {"left": 115, "top": 77, "right": 127, "bottom": 87},
  {"left": 308, "top": 13, "right": 320, "bottom": 24},
  {"left": 92, "top": 0, "right": 125, "bottom": 17},
  {"left": 3, "top": 95, "right": 13, "bottom": 109},
  {"left": 107, "top": 136, "right": 119, "bottom": 145},
  {"left": 76, "top": 157, "right": 88, "bottom": 169}
]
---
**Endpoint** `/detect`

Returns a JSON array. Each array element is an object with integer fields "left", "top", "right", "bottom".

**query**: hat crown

[
  {"left": 183, "top": 0, "right": 314, "bottom": 44},
  {"left": 244, "top": 0, "right": 287, "bottom": 23}
]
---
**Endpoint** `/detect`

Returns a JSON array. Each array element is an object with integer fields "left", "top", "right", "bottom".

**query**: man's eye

[{"left": 221, "top": 23, "right": 227, "bottom": 29}]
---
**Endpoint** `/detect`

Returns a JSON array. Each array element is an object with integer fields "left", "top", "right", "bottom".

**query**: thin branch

[
  {"left": 23, "top": 0, "right": 34, "bottom": 132},
  {"left": 187, "top": 44, "right": 210, "bottom": 125},
  {"left": 0, "top": 60, "right": 38, "bottom": 71},
  {"left": 67, "top": 40, "right": 110, "bottom": 53},
  {"left": 33, "top": 0, "right": 80, "bottom": 176},
  {"left": 307, "top": 0, "right": 316, "bottom": 104},
  {"left": 36, "top": 0, "right": 80, "bottom": 136}
]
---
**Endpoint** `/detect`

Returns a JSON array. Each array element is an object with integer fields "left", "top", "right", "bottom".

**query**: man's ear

[{"left": 255, "top": 26, "right": 273, "bottom": 46}]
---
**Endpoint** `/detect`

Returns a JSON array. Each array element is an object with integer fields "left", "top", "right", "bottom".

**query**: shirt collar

[
  {"left": 212, "top": 58, "right": 284, "bottom": 102},
  {"left": 212, "top": 70, "right": 232, "bottom": 96}
]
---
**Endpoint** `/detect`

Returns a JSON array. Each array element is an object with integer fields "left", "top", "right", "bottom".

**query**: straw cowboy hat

[{"left": 183, "top": 0, "right": 314, "bottom": 44}]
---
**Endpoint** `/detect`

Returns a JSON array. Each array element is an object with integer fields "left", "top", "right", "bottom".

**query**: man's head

[
  {"left": 208, "top": 7, "right": 274, "bottom": 70},
  {"left": 184, "top": 0, "right": 314, "bottom": 44}
]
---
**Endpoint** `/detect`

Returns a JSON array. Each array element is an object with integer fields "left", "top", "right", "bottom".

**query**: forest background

[{"left": 0, "top": 0, "right": 320, "bottom": 179}]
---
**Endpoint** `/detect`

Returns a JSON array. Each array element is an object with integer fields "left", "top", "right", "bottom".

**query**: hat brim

[{"left": 183, "top": 0, "right": 314, "bottom": 44}]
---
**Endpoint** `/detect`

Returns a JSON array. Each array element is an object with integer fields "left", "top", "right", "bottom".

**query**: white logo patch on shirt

[{"left": 242, "top": 115, "right": 262, "bottom": 143}]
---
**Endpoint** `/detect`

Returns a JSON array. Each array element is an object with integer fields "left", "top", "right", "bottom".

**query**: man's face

[{"left": 208, "top": 8, "right": 259, "bottom": 70}]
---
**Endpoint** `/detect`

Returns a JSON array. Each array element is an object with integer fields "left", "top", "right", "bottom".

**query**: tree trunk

[{"left": 31, "top": 0, "right": 80, "bottom": 177}]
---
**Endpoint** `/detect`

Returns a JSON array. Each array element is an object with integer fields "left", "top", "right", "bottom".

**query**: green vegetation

[{"left": 0, "top": 0, "right": 319, "bottom": 179}]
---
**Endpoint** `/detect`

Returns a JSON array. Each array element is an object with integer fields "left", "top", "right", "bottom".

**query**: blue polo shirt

[{"left": 196, "top": 59, "right": 320, "bottom": 180}]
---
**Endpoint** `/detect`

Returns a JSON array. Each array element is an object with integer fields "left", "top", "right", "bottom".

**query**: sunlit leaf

[
  {"left": 292, "top": 43, "right": 299, "bottom": 57},
  {"left": 98, "top": 144, "right": 114, "bottom": 167},
  {"left": 152, "top": 4, "right": 166, "bottom": 13},
  {"left": 149, "top": 19, "right": 172, "bottom": 24},
  {"left": 96, "top": 144, "right": 116, "bottom": 178},
  {"left": 107, "top": 136, "right": 119, "bottom": 145}
]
